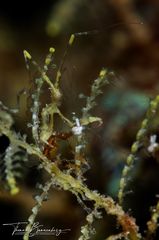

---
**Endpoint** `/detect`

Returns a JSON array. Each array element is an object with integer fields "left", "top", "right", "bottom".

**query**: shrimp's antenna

[
  {"left": 74, "top": 21, "right": 143, "bottom": 36},
  {"left": 55, "top": 21, "right": 143, "bottom": 88}
]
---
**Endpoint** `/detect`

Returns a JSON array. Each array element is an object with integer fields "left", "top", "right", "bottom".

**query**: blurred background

[{"left": 0, "top": 0, "right": 159, "bottom": 239}]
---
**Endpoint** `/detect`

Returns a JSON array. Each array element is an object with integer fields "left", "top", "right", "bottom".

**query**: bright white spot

[
  {"left": 72, "top": 126, "right": 83, "bottom": 135},
  {"left": 75, "top": 118, "right": 80, "bottom": 127},
  {"left": 148, "top": 135, "right": 159, "bottom": 152},
  {"left": 32, "top": 114, "right": 37, "bottom": 120},
  {"left": 72, "top": 118, "right": 83, "bottom": 135}
]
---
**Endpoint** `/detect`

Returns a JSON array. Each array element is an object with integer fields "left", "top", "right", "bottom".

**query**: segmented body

[{"left": 43, "top": 132, "right": 72, "bottom": 160}]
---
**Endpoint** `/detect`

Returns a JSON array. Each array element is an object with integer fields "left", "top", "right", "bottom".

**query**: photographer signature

[{"left": 3, "top": 222, "right": 71, "bottom": 237}]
